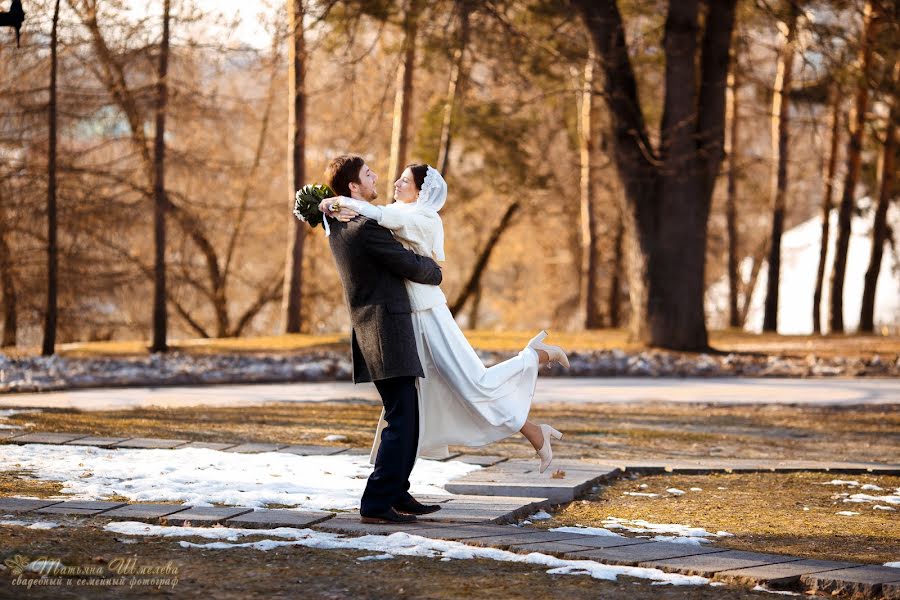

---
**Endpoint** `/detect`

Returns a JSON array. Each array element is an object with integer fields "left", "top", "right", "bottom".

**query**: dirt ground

[{"left": 0, "top": 519, "right": 782, "bottom": 599}]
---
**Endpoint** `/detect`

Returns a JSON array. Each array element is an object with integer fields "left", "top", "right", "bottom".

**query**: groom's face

[{"left": 350, "top": 163, "right": 378, "bottom": 201}]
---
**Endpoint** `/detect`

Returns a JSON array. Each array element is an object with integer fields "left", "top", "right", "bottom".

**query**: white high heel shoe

[
  {"left": 537, "top": 424, "right": 563, "bottom": 474},
  {"left": 527, "top": 330, "right": 570, "bottom": 369}
]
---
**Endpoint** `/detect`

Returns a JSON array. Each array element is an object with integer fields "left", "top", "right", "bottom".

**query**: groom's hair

[{"left": 325, "top": 154, "right": 365, "bottom": 197}]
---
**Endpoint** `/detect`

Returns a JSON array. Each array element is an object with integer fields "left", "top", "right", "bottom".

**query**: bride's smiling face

[{"left": 393, "top": 168, "right": 419, "bottom": 204}]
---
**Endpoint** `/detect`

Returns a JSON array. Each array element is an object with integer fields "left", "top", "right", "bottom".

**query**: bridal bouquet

[{"left": 292, "top": 183, "right": 335, "bottom": 230}]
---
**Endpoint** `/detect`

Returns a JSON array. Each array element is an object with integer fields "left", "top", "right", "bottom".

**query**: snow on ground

[
  {"left": 886, "top": 562, "right": 900, "bottom": 568},
  {"left": 0, "top": 444, "right": 478, "bottom": 511},
  {"left": 843, "top": 491, "right": 900, "bottom": 505},
  {"left": 706, "top": 205, "right": 900, "bottom": 334},
  {"left": 601, "top": 517, "right": 733, "bottom": 539},
  {"left": 102, "top": 521, "right": 710, "bottom": 586},
  {"left": 550, "top": 519, "right": 733, "bottom": 546},
  {"left": 0, "top": 519, "right": 59, "bottom": 529}
]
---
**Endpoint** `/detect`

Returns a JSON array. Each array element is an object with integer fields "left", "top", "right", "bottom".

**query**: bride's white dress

[{"left": 337, "top": 195, "right": 539, "bottom": 462}]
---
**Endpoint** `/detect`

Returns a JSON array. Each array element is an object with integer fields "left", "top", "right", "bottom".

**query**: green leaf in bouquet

[{"left": 293, "top": 183, "right": 335, "bottom": 230}]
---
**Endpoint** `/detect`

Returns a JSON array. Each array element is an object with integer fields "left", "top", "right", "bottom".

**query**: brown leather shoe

[{"left": 393, "top": 498, "right": 442, "bottom": 515}]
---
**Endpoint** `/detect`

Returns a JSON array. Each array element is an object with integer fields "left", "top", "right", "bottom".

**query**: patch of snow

[
  {"left": 844, "top": 493, "right": 900, "bottom": 505},
  {"left": 835, "top": 511, "right": 860, "bottom": 516},
  {"left": 666, "top": 488, "right": 686, "bottom": 495},
  {"left": 884, "top": 562, "right": 900, "bottom": 568},
  {"left": 602, "top": 517, "right": 731, "bottom": 539},
  {"left": 357, "top": 554, "right": 393, "bottom": 561},
  {"left": 0, "top": 519, "right": 59, "bottom": 529},
  {"left": 819, "top": 480, "right": 859, "bottom": 487},
  {"left": 623, "top": 492, "right": 659, "bottom": 497},
  {"left": 528, "top": 511, "right": 552, "bottom": 520},
  {"left": 323, "top": 435, "right": 347, "bottom": 442},
  {"left": 860, "top": 484, "right": 883, "bottom": 491},
  {"left": 752, "top": 584, "right": 800, "bottom": 596},
  {"left": 873, "top": 505, "right": 896, "bottom": 511},
  {"left": 549, "top": 526, "right": 623, "bottom": 538},
  {"left": 0, "top": 444, "right": 478, "bottom": 511},
  {"left": 689, "top": 488, "right": 702, "bottom": 492},
  {"left": 105, "top": 522, "right": 710, "bottom": 586},
  {"left": 651, "top": 536, "right": 711, "bottom": 545}
]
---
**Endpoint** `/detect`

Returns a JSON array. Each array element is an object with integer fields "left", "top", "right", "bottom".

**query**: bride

[{"left": 321, "top": 164, "right": 568, "bottom": 473}]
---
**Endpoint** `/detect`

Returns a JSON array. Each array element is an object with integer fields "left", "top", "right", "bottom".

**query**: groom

[{"left": 323, "top": 154, "right": 443, "bottom": 524}]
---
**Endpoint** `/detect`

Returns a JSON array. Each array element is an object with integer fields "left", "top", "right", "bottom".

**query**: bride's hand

[{"left": 318, "top": 197, "right": 357, "bottom": 222}]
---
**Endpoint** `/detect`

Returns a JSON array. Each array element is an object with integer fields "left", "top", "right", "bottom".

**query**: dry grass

[
  {"left": 4, "top": 329, "right": 898, "bottom": 358},
  {"left": 5, "top": 401, "right": 899, "bottom": 464},
  {"left": 539, "top": 472, "right": 900, "bottom": 565}
]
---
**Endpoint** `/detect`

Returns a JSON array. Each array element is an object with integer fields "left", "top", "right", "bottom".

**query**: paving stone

[
  {"left": 178, "top": 441, "right": 238, "bottom": 451},
  {"left": 437, "top": 452, "right": 463, "bottom": 461},
  {"left": 562, "top": 541, "right": 726, "bottom": 566},
  {"left": 226, "top": 509, "right": 334, "bottom": 528},
  {"left": 401, "top": 525, "right": 530, "bottom": 541},
  {"left": 0, "top": 498, "right": 63, "bottom": 513},
  {"left": 63, "top": 436, "right": 129, "bottom": 448},
  {"left": 716, "top": 559, "right": 863, "bottom": 587},
  {"left": 445, "top": 459, "right": 619, "bottom": 503},
  {"left": 454, "top": 455, "right": 509, "bottom": 467},
  {"left": 222, "top": 443, "right": 287, "bottom": 454},
  {"left": 100, "top": 504, "right": 192, "bottom": 521},
  {"left": 341, "top": 448, "right": 370, "bottom": 456},
  {"left": 462, "top": 530, "right": 598, "bottom": 548},
  {"left": 36, "top": 500, "right": 128, "bottom": 515},
  {"left": 316, "top": 516, "right": 430, "bottom": 536},
  {"left": 160, "top": 506, "right": 253, "bottom": 525},
  {"left": 507, "top": 541, "right": 603, "bottom": 555},
  {"left": 114, "top": 438, "right": 188, "bottom": 449},
  {"left": 643, "top": 550, "right": 800, "bottom": 576},
  {"left": 417, "top": 507, "right": 520, "bottom": 524},
  {"left": 277, "top": 444, "right": 349, "bottom": 456},
  {"left": 9, "top": 432, "right": 90, "bottom": 445},
  {"left": 550, "top": 535, "right": 652, "bottom": 550},
  {"left": 0, "top": 430, "right": 25, "bottom": 440},
  {"left": 799, "top": 566, "right": 900, "bottom": 598}
]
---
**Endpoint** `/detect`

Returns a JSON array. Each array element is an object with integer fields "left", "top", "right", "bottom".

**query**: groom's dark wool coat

[{"left": 326, "top": 215, "right": 443, "bottom": 383}]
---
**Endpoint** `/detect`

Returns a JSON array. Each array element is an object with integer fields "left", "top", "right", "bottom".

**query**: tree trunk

[
  {"left": 449, "top": 201, "right": 520, "bottom": 315},
  {"left": 725, "top": 41, "right": 741, "bottom": 328},
  {"left": 0, "top": 231, "right": 15, "bottom": 347},
  {"left": 468, "top": 281, "right": 482, "bottom": 329},
  {"left": 608, "top": 211, "right": 624, "bottom": 327},
  {"left": 150, "top": 0, "right": 170, "bottom": 353},
  {"left": 859, "top": 66, "right": 898, "bottom": 333},
  {"left": 812, "top": 87, "right": 842, "bottom": 333},
  {"left": 41, "top": 0, "right": 60, "bottom": 357},
  {"left": 829, "top": 0, "right": 876, "bottom": 333},
  {"left": 762, "top": 2, "right": 799, "bottom": 333},
  {"left": 740, "top": 236, "right": 769, "bottom": 327},
  {"left": 387, "top": 0, "right": 420, "bottom": 183},
  {"left": 574, "top": 0, "right": 736, "bottom": 350},
  {"left": 282, "top": 0, "right": 307, "bottom": 333},
  {"left": 437, "top": 0, "right": 470, "bottom": 177},
  {"left": 579, "top": 49, "right": 602, "bottom": 329}
]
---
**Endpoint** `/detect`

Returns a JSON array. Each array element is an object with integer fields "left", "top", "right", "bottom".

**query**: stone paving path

[{"left": 2, "top": 431, "right": 900, "bottom": 598}]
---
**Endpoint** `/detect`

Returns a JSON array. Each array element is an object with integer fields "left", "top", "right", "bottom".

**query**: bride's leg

[{"left": 519, "top": 420, "right": 543, "bottom": 451}]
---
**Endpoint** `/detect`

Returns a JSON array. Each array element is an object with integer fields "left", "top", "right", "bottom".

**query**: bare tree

[
  {"left": 150, "top": 0, "right": 171, "bottom": 352},
  {"left": 436, "top": 0, "right": 471, "bottom": 176},
  {"left": 829, "top": 0, "right": 876, "bottom": 333},
  {"left": 579, "top": 48, "right": 601, "bottom": 328},
  {"left": 763, "top": 1, "right": 800, "bottom": 333},
  {"left": 812, "top": 86, "right": 842, "bottom": 333},
  {"left": 283, "top": 0, "right": 308, "bottom": 334},
  {"left": 859, "top": 63, "right": 898, "bottom": 332},
  {"left": 387, "top": 0, "right": 421, "bottom": 183},
  {"left": 573, "top": 0, "right": 737, "bottom": 350},
  {"left": 725, "top": 37, "right": 742, "bottom": 329},
  {"left": 41, "top": 0, "right": 61, "bottom": 356},
  {"left": 0, "top": 211, "right": 15, "bottom": 347}
]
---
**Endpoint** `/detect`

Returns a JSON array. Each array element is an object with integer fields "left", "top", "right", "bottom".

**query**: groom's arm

[{"left": 362, "top": 220, "right": 442, "bottom": 286}]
